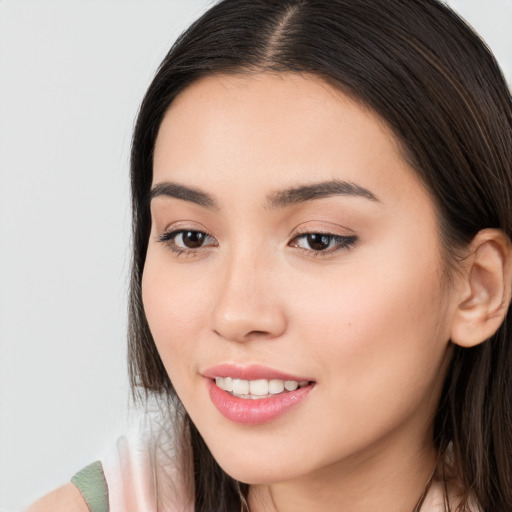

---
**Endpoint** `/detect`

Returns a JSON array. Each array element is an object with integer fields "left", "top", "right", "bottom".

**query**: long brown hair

[{"left": 128, "top": 1, "right": 512, "bottom": 510}]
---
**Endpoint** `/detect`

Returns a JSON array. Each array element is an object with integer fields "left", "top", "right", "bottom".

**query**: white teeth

[
  {"left": 284, "top": 380, "right": 298, "bottom": 391},
  {"left": 215, "top": 377, "right": 309, "bottom": 398},
  {"left": 232, "top": 378, "right": 249, "bottom": 395},
  {"left": 269, "top": 379, "right": 285, "bottom": 394},
  {"left": 249, "top": 379, "right": 269, "bottom": 396},
  {"left": 215, "top": 376, "right": 235, "bottom": 392}
]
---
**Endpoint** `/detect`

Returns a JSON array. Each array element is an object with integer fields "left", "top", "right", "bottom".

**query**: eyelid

[
  {"left": 157, "top": 218, "right": 211, "bottom": 233},
  {"left": 289, "top": 221, "right": 356, "bottom": 240}
]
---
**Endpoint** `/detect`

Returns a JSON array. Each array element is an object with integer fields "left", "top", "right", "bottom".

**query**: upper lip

[{"left": 202, "top": 363, "right": 313, "bottom": 382}]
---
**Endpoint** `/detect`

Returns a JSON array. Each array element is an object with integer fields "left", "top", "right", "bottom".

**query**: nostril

[
  {"left": 247, "top": 330, "right": 271, "bottom": 337},
  {"left": 213, "top": 328, "right": 273, "bottom": 342}
]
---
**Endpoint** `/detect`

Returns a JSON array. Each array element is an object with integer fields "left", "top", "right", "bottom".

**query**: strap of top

[{"left": 71, "top": 461, "right": 109, "bottom": 512}]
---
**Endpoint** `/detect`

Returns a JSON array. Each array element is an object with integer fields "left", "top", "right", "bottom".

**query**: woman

[{"left": 28, "top": 0, "right": 512, "bottom": 511}]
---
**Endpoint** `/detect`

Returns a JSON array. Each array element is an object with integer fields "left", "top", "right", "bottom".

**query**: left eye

[{"left": 290, "top": 233, "right": 357, "bottom": 252}]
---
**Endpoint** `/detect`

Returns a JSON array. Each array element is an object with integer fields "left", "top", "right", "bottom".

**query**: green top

[{"left": 70, "top": 461, "right": 109, "bottom": 512}]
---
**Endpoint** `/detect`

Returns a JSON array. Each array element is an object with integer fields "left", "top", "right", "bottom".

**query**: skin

[
  {"left": 25, "top": 484, "right": 88, "bottom": 512},
  {"left": 142, "top": 72, "right": 463, "bottom": 512}
]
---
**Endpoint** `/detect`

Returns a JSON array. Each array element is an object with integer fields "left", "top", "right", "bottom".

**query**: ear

[{"left": 450, "top": 229, "right": 512, "bottom": 348}]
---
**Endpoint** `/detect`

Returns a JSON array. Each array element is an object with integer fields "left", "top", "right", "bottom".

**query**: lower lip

[{"left": 207, "top": 379, "right": 314, "bottom": 425}]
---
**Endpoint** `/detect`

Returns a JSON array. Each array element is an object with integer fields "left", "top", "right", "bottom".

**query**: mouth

[
  {"left": 203, "top": 365, "right": 316, "bottom": 425},
  {"left": 214, "top": 376, "right": 311, "bottom": 399}
]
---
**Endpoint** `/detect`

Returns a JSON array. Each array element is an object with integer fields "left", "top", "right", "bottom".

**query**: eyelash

[
  {"left": 157, "top": 229, "right": 358, "bottom": 257},
  {"left": 157, "top": 229, "right": 217, "bottom": 256},
  {"left": 289, "top": 232, "right": 358, "bottom": 256}
]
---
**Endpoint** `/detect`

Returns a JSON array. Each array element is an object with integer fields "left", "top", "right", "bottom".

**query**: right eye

[{"left": 158, "top": 229, "right": 217, "bottom": 254}]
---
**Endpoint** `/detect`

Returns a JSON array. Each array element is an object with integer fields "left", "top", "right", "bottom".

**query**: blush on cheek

[{"left": 142, "top": 271, "right": 204, "bottom": 381}]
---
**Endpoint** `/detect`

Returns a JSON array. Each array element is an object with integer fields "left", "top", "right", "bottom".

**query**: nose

[{"left": 211, "top": 251, "right": 287, "bottom": 343}]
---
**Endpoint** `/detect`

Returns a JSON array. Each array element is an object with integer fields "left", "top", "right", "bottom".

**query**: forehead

[{"left": 152, "top": 72, "right": 427, "bottom": 210}]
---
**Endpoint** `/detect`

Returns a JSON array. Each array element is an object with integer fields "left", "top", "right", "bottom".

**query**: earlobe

[{"left": 450, "top": 229, "right": 512, "bottom": 348}]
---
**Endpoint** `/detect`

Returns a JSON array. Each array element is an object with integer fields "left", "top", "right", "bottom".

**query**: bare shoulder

[{"left": 25, "top": 483, "right": 89, "bottom": 512}]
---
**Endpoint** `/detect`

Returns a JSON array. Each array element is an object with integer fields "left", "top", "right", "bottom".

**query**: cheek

[
  {"left": 287, "top": 252, "right": 450, "bottom": 428},
  {"left": 141, "top": 252, "right": 210, "bottom": 387},
  {"left": 290, "top": 251, "right": 445, "bottom": 344}
]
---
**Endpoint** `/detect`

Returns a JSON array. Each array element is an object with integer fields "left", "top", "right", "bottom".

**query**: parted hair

[{"left": 128, "top": 1, "right": 512, "bottom": 510}]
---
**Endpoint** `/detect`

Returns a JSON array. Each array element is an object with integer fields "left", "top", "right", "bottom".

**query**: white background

[{"left": 0, "top": 1, "right": 510, "bottom": 510}]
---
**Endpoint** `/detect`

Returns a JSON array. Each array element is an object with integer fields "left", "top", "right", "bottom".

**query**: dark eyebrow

[
  {"left": 267, "top": 180, "right": 378, "bottom": 208},
  {"left": 150, "top": 181, "right": 219, "bottom": 210}
]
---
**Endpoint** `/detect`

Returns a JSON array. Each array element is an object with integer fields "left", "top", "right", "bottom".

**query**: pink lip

[
  {"left": 203, "top": 364, "right": 315, "bottom": 425},
  {"left": 202, "top": 363, "right": 312, "bottom": 382}
]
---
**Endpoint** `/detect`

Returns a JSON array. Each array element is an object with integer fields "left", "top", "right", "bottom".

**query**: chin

[
  {"left": 217, "top": 459, "right": 295, "bottom": 485},
  {"left": 203, "top": 437, "right": 316, "bottom": 485}
]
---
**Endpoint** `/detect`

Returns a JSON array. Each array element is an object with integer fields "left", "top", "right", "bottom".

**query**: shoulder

[
  {"left": 26, "top": 461, "right": 108, "bottom": 512},
  {"left": 25, "top": 483, "right": 89, "bottom": 512}
]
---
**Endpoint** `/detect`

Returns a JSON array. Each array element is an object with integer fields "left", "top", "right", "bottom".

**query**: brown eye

[
  {"left": 293, "top": 233, "right": 337, "bottom": 251},
  {"left": 290, "top": 233, "right": 358, "bottom": 254},
  {"left": 180, "top": 231, "right": 207, "bottom": 248},
  {"left": 305, "top": 234, "right": 332, "bottom": 251},
  {"left": 158, "top": 229, "right": 217, "bottom": 254}
]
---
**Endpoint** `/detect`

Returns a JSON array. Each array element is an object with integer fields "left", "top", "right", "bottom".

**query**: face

[{"left": 142, "top": 73, "right": 457, "bottom": 486}]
